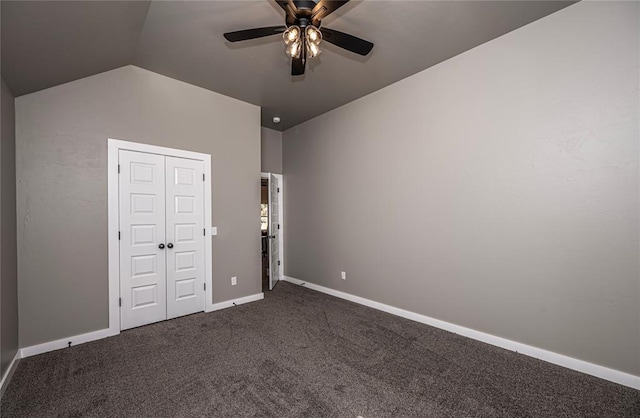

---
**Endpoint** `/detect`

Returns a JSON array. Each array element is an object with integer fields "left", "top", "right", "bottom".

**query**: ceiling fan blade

[
  {"left": 274, "top": 0, "right": 297, "bottom": 15},
  {"left": 223, "top": 26, "right": 286, "bottom": 42},
  {"left": 320, "top": 27, "right": 373, "bottom": 56},
  {"left": 286, "top": 0, "right": 298, "bottom": 15},
  {"left": 311, "top": 1, "right": 350, "bottom": 25},
  {"left": 291, "top": 55, "right": 305, "bottom": 76},
  {"left": 274, "top": 0, "right": 298, "bottom": 25}
]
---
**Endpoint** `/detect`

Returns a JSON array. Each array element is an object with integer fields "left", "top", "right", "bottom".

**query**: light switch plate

[{"left": 211, "top": 227, "right": 217, "bottom": 236}]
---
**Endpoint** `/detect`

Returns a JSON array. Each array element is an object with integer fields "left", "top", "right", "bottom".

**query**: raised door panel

[
  {"left": 119, "top": 150, "right": 167, "bottom": 330},
  {"left": 165, "top": 156, "right": 205, "bottom": 319}
]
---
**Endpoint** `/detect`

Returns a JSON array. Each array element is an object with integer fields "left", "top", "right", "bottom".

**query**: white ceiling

[{"left": 1, "top": 1, "right": 576, "bottom": 130}]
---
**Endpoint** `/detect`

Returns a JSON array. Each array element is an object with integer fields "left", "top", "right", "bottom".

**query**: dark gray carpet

[{"left": 2, "top": 282, "right": 638, "bottom": 417}]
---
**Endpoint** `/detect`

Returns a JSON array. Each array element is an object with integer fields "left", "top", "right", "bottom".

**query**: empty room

[{"left": 0, "top": 0, "right": 639, "bottom": 416}]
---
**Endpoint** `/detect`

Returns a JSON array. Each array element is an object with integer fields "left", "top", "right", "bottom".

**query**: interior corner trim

[{"left": 0, "top": 352, "right": 21, "bottom": 398}]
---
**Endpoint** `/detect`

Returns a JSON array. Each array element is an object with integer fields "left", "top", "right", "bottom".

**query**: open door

[{"left": 268, "top": 173, "right": 280, "bottom": 290}]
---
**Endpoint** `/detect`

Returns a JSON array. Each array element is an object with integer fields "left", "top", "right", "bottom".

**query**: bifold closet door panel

[
  {"left": 165, "top": 156, "right": 206, "bottom": 319},
  {"left": 119, "top": 150, "right": 168, "bottom": 330}
]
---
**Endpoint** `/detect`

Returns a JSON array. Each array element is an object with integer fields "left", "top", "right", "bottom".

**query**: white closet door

[
  {"left": 268, "top": 173, "right": 280, "bottom": 290},
  {"left": 119, "top": 150, "right": 167, "bottom": 330},
  {"left": 165, "top": 156, "right": 206, "bottom": 319}
]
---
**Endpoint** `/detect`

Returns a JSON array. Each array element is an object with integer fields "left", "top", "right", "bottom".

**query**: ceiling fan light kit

[
  {"left": 284, "top": 24, "right": 322, "bottom": 59},
  {"left": 283, "top": 25, "right": 300, "bottom": 45},
  {"left": 282, "top": 25, "right": 303, "bottom": 58},
  {"left": 223, "top": 0, "right": 373, "bottom": 76},
  {"left": 305, "top": 26, "right": 322, "bottom": 58}
]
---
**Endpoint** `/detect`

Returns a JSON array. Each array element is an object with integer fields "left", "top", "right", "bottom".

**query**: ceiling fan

[{"left": 223, "top": 0, "right": 374, "bottom": 76}]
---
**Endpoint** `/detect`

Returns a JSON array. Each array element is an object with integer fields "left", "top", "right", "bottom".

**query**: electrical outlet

[
  {"left": 341, "top": 271, "right": 346, "bottom": 280},
  {"left": 231, "top": 276, "right": 237, "bottom": 286}
]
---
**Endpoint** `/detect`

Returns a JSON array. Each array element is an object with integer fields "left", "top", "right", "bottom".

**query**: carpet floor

[{"left": 1, "top": 281, "right": 638, "bottom": 417}]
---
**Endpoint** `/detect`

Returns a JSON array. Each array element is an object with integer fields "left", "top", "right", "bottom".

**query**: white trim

[
  {"left": 108, "top": 138, "right": 214, "bottom": 334},
  {"left": 110, "top": 139, "right": 212, "bottom": 162},
  {"left": 276, "top": 174, "right": 284, "bottom": 278},
  {"left": 203, "top": 155, "right": 213, "bottom": 310},
  {"left": 107, "top": 140, "right": 120, "bottom": 337},
  {"left": 207, "top": 292, "right": 264, "bottom": 312},
  {"left": 261, "top": 172, "right": 284, "bottom": 282},
  {"left": 0, "top": 352, "right": 21, "bottom": 398},
  {"left": 20, "top": 328, "right": 112, "bottom": 358},
  {"left": 17, "top": 292, "right": 265, "bottom": 358},
  {"left": 282, "top": 276, "right": 640, "bottom": 390}
]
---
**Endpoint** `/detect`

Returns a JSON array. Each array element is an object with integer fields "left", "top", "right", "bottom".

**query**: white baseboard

[
  {"left": 206, "top": 292, "right": 264, "bottom": 312},
  {"left": 0, "top": 352, "right": 21, "bottom": 398},
  {"left": 18, "top": 293, "right": 265, "bottom": 360},
  {"left": 282, "top": 276, "right": 640, "bottom": 390},
  {"left": 20, "top": 328, "right": 113, "bottom": 359}
]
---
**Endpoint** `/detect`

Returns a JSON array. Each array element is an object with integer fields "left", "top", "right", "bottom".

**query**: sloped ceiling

[
  {"left": 1, "top": 1, "right": 576, "bottom": 130},
  {"left": 1, "top": 1, "right": 151, "bottom": 96}
]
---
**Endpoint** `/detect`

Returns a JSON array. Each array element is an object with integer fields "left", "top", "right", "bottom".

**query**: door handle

[
  {"left": 167, "top": 243, "right": 174, "bottom": 249},
  {"left": 158, "top": 243, "right": 165, "bottom": 249}
]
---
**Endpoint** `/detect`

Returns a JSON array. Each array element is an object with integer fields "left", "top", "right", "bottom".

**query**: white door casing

[
  {"left": 165, "top": 156, "right": 206, "bottom": 319},
  {"left": 268, "top": 173, "right": 280, "bottom": 290},
  {"left": 109, "top": 139, "right": 213, "bottom": 336},
  {"left": 119, "top": 150, "right": 167, "bottom": 330}
]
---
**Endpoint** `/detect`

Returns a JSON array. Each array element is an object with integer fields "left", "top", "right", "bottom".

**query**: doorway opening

[
  {"left": 260, "top": 172, "right": 283, "bottom": 292},
  {"left": 261, "top": 179, "right": 269, "bottom": 291}
]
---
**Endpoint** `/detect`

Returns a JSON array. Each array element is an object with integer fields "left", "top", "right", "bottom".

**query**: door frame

[
  {"left": 261, "top": 172, "right": 284, "bottom": 286},
  {"left": 108, "top": 138, "right": 213, "bottom": 336}
]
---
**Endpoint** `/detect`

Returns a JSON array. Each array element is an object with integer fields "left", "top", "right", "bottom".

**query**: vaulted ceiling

[{"left": 1, "top": 1, "right": 576, "bottom": 130}]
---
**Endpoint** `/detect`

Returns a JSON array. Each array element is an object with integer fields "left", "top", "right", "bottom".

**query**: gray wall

[
  {"left": 283, "top": 1, "right": 639, "bottom": 376},
  {"left": 16, "top": 66, "right": 261, "bottom": 348},
  {"left": 1, "top": 77, "right": 19, "bottom": 376},
  {"left": 261, "top": 127, "right": 282, "bottom": 174}
]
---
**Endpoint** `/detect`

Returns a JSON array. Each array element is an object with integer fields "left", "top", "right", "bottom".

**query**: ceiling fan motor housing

[
  {"left": 285, "top": 1, "right": 328, "bottom": 28},
  {"left": 295, "top": 18, "right": 311, "bottom": 29}
]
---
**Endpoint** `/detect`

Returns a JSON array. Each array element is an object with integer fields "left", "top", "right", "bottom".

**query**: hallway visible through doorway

[
  {"left": 261, "top": 178, "right": 269, "bottom": 291},
  {"left": 260, "top": 172, "right": 283, "bottom": 292}
]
